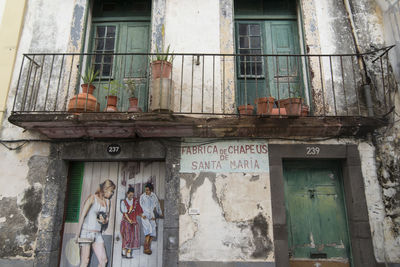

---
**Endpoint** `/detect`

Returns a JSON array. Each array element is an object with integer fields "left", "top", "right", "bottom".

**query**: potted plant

[
  {"left": 103, "top": 80, "right": 122, "bottom": 112},
  {"left": 279, "top": 87, "right": 303, "bottom": 116},
  {"left": 67, "top": 66, "right": 100, "bottom": 112},
  {"left": 255, "top": 96, "right": 275, "bottom": 115},
  {"left": 238, "top": 104, "right": 254, "bottom": 115},
  {"left": 125, "top": 78, "right": 141, "bottom": 112},
  {"left": 151, "top": 44, "right": 174, "bottom": 79},
  {"left": 81, "top": 66, "right": 100, "bottom": 94},
  {"left": 149, "top": 44, "right": 175, "bottom": 112}
]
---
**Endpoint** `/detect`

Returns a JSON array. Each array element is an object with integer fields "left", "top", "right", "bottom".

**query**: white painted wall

[{"left": 164, "top": 0, "right": 224, "bottom": 113}]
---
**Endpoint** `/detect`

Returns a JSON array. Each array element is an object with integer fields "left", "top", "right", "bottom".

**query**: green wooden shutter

[{"left": 65, "top": 162, "right": 84, "bottom": 223}]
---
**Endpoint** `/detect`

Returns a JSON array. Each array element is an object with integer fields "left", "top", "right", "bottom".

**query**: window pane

[
  {"left": 250, "top": 36, "right": 261, "bottom": 48},
  {"left": 106, "top": 26, "right": 116, "bottom": 37},
  {"left": 256, "top": 63, "right": 263, "bottom": 75},
  {"left": 94, "top": 54, "right": 102, "bottom": 64},
  {"left": 95, "top": 39, "right": 105, "bottom": 50},
  {"left": 96, "top": 26, "right": 106, "bottom": 37},
  {"left": 239, "top": 24, "right": 248, "bottom": 35},
  {"left": 105, "top": 38, "right": 115, "bottom": 50},
  {"left": 103, "top": 55, "right": 112, "bottom": 63},
  {"left": 249, "top": 24, "right": 260, "bottom": 35},
  {"left": 240, "top": 37, "right": 249, "bottom": 48},
  {"left": 94, "top": 64, "right": 102, "bottom": 75},
  {"left": 102, "top": 64, "right": 112, "bottom": 77}
]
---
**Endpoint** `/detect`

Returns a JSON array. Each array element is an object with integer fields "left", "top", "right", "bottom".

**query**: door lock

[{"left": 308, "top": 189, "right": 315, "bottom": 198}]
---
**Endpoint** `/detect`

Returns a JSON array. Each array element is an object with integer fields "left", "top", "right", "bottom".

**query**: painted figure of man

[
  {"left": 139, "top": 182, "right": 163, "bottom": 255},
  {"left": 120, "top": 186, "right": 143, "bottom": 258}
]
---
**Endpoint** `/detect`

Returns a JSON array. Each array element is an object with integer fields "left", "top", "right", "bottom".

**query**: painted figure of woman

[
  {"left": 120, "top": 186, "right": 143, "bottom": 258},
  {"left": 140, "top": 182, "right": 163, "bottom": 255},
  {"left": 76, "top": 179, "right": 116, "bottom": 267}
]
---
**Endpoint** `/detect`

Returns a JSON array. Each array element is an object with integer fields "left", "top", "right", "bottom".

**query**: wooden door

[
  {"left": 264, "top": 20, "right": 302, "bottom": 100},
  {"left": 236, "top": 20, "right": 302, "bottom": 108},
  {"left": 60, "top": 162, "right": 164, "bottom": 267},
  {"left": 112, "top": 162, "right": 165, "bottom": 267},
  {"left": 90, "top": 21, "right": 150, "bottom": 111},
  {"left": 283, "top": 161, "right": 351, "bottom": 267}
]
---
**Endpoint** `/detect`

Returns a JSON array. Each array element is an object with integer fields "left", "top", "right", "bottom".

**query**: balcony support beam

[{"left": 8, "top": 113, "right": 387, "bottom": 139}]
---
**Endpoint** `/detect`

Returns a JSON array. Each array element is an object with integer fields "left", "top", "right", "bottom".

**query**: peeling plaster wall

[
  {"left": 163, "top": 0, "right": 235, "bottom": 113},
  {"left": 179, "top": 172, "right": 274, "bottom": 262},
  {"left": 0, "top": 0, "right": 87, "bottom": 264},
  {"left": 178, "top": 138, "right": 394, "bottom": 263},
  {"left": 0, "top": 143, "right": 50, "bottom": 262},
  {"left": 340, "top": 0, "right": 400, "bottom": 263},
  {"left": 376, "top": 0, "right": 400, "bottom": 82}
]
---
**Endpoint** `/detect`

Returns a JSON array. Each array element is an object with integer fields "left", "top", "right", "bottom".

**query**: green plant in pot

[
  {"left": 81, "top": 66, "right": 100, "bottom": 94},
  {"left": 103, "top": 80, "right": 122, "bottom": 112},
  {"left": 125, "top": 78, "right": 141, "bottom": 112},
  {"left": 67, "top": 66, "right": 100, "bottom": 112},
  {"left": 151, "top": 44, "right": 174, "bottom": 79},
  {"left": 279, "top": 86, "right": 303, "bottom": 116}
]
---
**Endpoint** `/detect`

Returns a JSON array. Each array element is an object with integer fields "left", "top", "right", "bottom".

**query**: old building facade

[{"left": 0, "top": 0, "right": 399, "bottom": 266}]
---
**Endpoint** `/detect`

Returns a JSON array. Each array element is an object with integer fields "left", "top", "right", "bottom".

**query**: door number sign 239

[{"left": 306, "top": 146, "right": 320, "bottom": 156}]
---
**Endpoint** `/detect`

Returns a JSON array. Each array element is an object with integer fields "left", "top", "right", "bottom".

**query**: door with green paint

[
  {"left": 236, "top": 20, "right": 303, "bottom": 108},
  {"left": 90, "top": 21, "right": 150, "bottom": 111},
  {"left": 283, "top": 160, "right": 351, "bottom": 266}
]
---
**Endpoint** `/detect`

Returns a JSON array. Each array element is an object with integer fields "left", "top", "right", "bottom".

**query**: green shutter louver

[{"left": 65, "top": 162, "right": 84, "bottom": 223}]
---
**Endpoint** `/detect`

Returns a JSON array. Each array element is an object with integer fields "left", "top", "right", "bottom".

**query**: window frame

[
  {"left": 89, "top": 22, "right": 120, "bottom": 80},
  {"left": 235, "top": 21, "right": 266, "bottom": 79}
]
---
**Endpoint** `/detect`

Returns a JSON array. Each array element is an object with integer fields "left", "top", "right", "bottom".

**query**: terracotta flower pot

[
  {"left": 128, "top": 97, "right": 142, "bottom": 112},
  {"left": 256, "top": 97, "right": 275, "bottom": 115},
  {"left": 104, "top": 95, "right": 118, "bottom": 112},
  {"left": 151, "top": 60, "right": 172, "bottom": 79},
  {"left": 81, "top": 83, "right": 96, "bottom": 94},
  {"left": 67, "top": 84, "right": 99, "bottom": 112},
  {"left": 238, "top": 104, "right": 254, "bottom": 115},
  {"left": 270, "top": 108, "right": 287, "bottom": 115},
  {"left": 301, "top": 105, "right": 309, "bottom": 116},
  {"left": 279, "top": 98, "right": 302, "bottom": 116}
]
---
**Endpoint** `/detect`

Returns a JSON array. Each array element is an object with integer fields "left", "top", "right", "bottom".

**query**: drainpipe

[{"left": 343, "top": 0, "right": 374, "bottom": 116}]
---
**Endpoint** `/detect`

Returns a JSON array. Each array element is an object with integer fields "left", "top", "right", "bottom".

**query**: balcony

[{"left": 8, "top": 48, "right": 393, "bottom": 139}]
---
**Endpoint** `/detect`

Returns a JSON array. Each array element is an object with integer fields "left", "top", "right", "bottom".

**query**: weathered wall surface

[
  {"left": 179, "top": 140, "right": 274, "bottom": 262},
  {"left": 162, "top": 0, "right": 235, "bottom": 114},
  {"left": 179, "top": 172, "right": 274, "bottom": 262},
  {"left": 344, "top": 0, "right": 400, "bottom": 262},
  {"left": 376, "top": 0, "right": 400, "bottom": 82},
  {"left": 0, "top": 0, "right": 87, "bottom": 264}
]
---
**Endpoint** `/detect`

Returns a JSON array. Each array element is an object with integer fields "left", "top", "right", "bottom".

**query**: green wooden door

[
  {"left": 91, "top": 22, "right": 150, "bottom": 111},
  {"left": 236, "top": 20, "right": 302, "bottom": 108},
  {"left": 283, "top": 161, "right": 351, "bottom": 262}
]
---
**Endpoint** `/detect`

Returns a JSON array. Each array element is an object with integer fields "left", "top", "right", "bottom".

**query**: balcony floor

[{"left": 8, "top": 112, "right": 388, "bottom": 139}]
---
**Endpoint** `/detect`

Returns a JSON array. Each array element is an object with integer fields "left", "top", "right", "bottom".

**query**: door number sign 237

[{"left": 108, "top": 144, "right": 121, "bottom": 155}]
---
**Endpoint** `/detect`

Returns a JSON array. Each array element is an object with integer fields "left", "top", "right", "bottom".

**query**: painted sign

[{"left": 180, "top": 140, "right": 269, "bottom": 173}]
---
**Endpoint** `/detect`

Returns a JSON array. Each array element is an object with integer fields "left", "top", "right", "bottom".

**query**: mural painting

[{"left": 60, "top": 162, "right": 165, "bottom": 267}]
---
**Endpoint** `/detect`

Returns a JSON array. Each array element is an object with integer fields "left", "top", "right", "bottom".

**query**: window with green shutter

[{"left": 65, "top": 162, "right": 84, "bottom": 223}]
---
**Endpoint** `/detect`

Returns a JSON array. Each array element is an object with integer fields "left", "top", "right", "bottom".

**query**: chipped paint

[{"left": 179, "top": 170, "right": 274, "bottom": 261}]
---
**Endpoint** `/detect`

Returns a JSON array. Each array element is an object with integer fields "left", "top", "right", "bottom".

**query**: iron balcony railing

[{"left": 11, "top": 47, "right": 394, "bottom": 117}]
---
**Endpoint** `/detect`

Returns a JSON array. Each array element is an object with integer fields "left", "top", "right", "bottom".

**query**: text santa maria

[{"left": 180, "top": 140, "right": 269, "bottom": 173}]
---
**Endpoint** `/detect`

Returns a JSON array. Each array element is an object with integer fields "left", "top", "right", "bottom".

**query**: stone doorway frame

[{"left": 269, "top": 144, "right": 379, "bottom": 267}]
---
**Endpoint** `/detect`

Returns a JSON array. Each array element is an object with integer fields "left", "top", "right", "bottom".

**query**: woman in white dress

[
  {"left": 139, "top": 182, "right": 163, "bottom": 255},
  {"left": 76, "top": 179, "right": 115, "bottom": 267}
]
